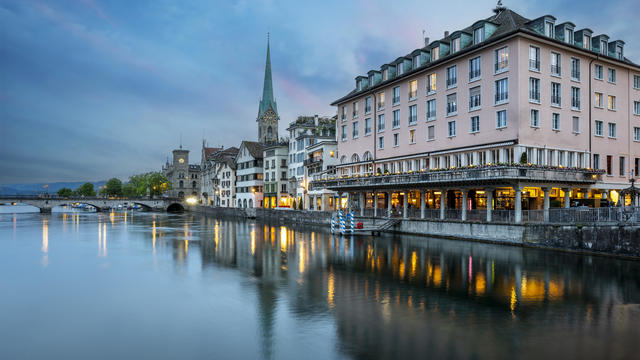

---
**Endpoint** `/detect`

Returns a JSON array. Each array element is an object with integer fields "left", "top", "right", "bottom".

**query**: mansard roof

[{"left": 332, "top": 8, "right": 638, "bottom": 106}]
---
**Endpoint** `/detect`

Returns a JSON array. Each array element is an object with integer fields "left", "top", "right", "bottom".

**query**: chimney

[
  {"left": 314, "top": 114, "right": 319, "bottom": 125},
  {"left": 424, "top": 36, "right": 430, "bottom": 47},
  {"left": 444, "top": 31, "right": 449, "bottom": 38}
]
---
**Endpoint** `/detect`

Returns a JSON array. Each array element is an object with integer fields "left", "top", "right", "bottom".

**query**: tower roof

[{"left": 258, "top": 35, "right": 278, "bottom": 119}]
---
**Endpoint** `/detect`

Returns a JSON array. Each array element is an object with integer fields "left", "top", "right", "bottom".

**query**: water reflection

[{"left": 3, "top": 213, "right": 639, "bottom": 359}]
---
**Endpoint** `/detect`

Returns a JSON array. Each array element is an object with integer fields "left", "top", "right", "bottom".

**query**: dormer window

[
  {"left": 432, "top": 47, "right": 440, "bottom": 61},
  {"left": 616, "top": 45, "right": 623, "bottom": 60},
  {"left": 368, "top": 75, "right": 374, "bottom": 86},
  {"left": 356, "top": 80, "right": 362, "bottom": 91},
  {"left": 451, "top": 38, "right": 460, "bottom": 53},
  {"left": 397, "top": 62, "right": 404, "bottom": 75},
  {"left": 473, "top": 27, "right": 484, "bottom": 44},
  {"left": 382, "top": 69, "right": 388, "bottom": 81},
  {"left": 601, "top": 40, "right": 607, "bottom": 55},
  {"left": 583, "top": 35, "right": 590, "bottom": 49},
  {"left": 413, "top": 55, "right": 420, "bottom": 69},
  {"left": 565, "top": 29, "right": 573, "bottom": 44},
  {"left": 545, "top": 21, "right": 554, "bottom": 37}
]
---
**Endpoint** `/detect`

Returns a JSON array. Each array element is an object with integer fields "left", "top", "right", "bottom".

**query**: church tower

[{"left": 257, "top": 35, "right": 279, "bottom": 144}]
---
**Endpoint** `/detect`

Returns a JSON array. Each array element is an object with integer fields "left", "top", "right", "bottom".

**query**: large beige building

[
  {"left": 313, "top": 6, "right": 639, "bottom": 222},
  {"left": 162, "top": 148, "right": 201, "bottom": 199}
]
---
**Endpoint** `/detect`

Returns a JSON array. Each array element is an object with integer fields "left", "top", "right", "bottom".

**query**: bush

[{"left": 520, "top": 152, "right": 528, "bottom": 164}]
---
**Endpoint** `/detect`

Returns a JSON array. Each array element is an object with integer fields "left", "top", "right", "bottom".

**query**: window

[
  {"left": 606, "top": 155, "right": 612, "bottom": 175},
  {"left": 377, "top": 92, "right": 385, "bottom": 109},
  {"left": 408, "top": 104, "right": 417, "bottom": 125},
  {"left": 341, "top": 107, "right": 346, "bottom": 121},
  {"left": 565, "top": 28, "right": 574, "bottom": 44},
  {"left": 571, "top": 58, "right": 580, "bottom": 80},
  {"left": 341, "top": 125, "right": 347, "bottom": 140},
  {"left": 377, "top": 114, "right": 385, "bottom": 132},
  {"left": 634, "top": 75, "right": 640, "bottom": 89},
  {"left": 427, "top": 125, "right": 435, "bottom": 140},
  {"left": 382, "top": 69, "right": 388, "bottom": 81},
  {"left": 392, "top": 87, "right": 400, "bottom": 105},
  {"left": 608, "top": 122, "right": 617, "bottom": 138},
  {"left": 469, "top": 57, "right": 481, "bottom": 81},
  {"left": 601, "top": 40, "right": 608, "bottom": 55},
  {"left": 469, "top": 86, "right": 481, "bottom": 110},
  {"left": 365, "top": 97, "right": 371, "bottom": 114},
  {"left": 620, "top": 156, "right": 626, "bottom": 176},
  {"left": 634, "top": 127, "right": 640, "bottom": 142},
  {"left": 352, "top": 101, "right": 359, "bottom": 118},
  {"left": 529, "top": 77, "right": 540, "bottom": 102},
  {"left": 583, "top": 35, "right": 590, "bottom": 50},
  {"left": 426, "top": 99, "right": 436, "bottom": 121},
  {"left": 550, "top": 52, "right": 561, "bottom": 76},
  {"left": 393, "top": 133, "right": 399, "bottom": 147},
  {"left": 551, "top": 82, "right": 561, "bottom": 107},
  {"left": 392, "top": 110, "right": 400, "bottom": 128},
  {"left": 634, "top": 101, "right": 640, "bottom": 115},
  {"left": 378, "top": 136, "right": 384, "bottom": 149},
  {"left": 608, "top": 68, "right": 616, "bottom": 83},
  {"left": 529, "top": 46, "right": 540, "bottom": 71},
  {"left": 593, "top": 154, "right": 600, "bottom": 169},
  {"left": 368, "top": 75, "right": 374, "bottom": 87},
  {"left": 616, "top": 45, "right": 623, "bottom": 60},
  {"left": 470, "top": 116, "right": 480, "bottom": 133},
  {"left": 594, "top": 65, "right": 603, "bottom": 80},
  {"left": 473, "top": 27, "right": 484, "bottom": 44},
  {"left": 571, "top": 87, "right": 581, "bottom": 110},
  {"left": 451, "top": 37, "right": 460, "bottom": 53},
  {"left": 530, "top": 109, "right": 540, "bottom": 128},
  {"left": 495, "top": 78, "right": 508, "bottom": 104},
  {"left": 427, "top": 73, "right": 436, "bottom": 93},
  {"left": 446, "top": 65, "right": 457, "bottom": 88},
  {"left": 352, "top": 121, "right": 359, "bottom": 138},
  {"left": 409, "top": 80, "right": 418, "bottom": 99},
  {"left": 594, "top": 92, "right": 603, "bottom": 108},
  {"left": 432, "top": 47, "right": 439, "bottom": 61},
  {"left": 608, "top": 95, "right": 616, "bottom": 110},
  {"left": 448, "top": 121, "right": 456, "bottom": 137},
  {"left": 397, "top": 62, "right": 404, "bottom": 75},
  {"left": 496, "top": 110, "right": 507, "bottom": 128},
  {"left": 409, "top": 129, "right": 416, "bottom": 144},
  {"left": 364, "top": 118, "right": 371, "bottom": 135},
  {"left": 446, "top": 93, "right": 457, "bottom": 115},
  {"left": 413, "top": 55, "right": 420, "bottom": 69},
  {"left": 495, "top": 47, "right": 508, "bottom": 72},
  {"left": 595, "top": 120, "right": 603, "bottom": 136},
  {"left": 545, "top": 21, "right": 554, "bottom": 37},
  {"left": 572, "top": 116, "right": 580, "bottom": 133},
  {"left": 552, "top": 113, "right": 560, "bottom": 131}
]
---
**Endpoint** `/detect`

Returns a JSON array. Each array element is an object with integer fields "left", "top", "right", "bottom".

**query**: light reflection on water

[{"left": 0, "top": 211, "right": 639, "bottom": 359}]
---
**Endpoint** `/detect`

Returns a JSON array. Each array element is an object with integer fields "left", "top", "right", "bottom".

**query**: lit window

[
  {"left": 409, "top": 80, "right": 418, "bottom": 99},
  {"left": 608, "top": 95, "right": 616, "bottom": 110},
  {"left": 495, "top": 47, "right": 509, "bottom": 72},
  {"left": 432, "top": 47, "right": 439, "bottom": 61},
  {"left": 427, "top": 73, "right": 437, "bottom": 93},
  {"left": 594, "top": 92, "right": 603, "bottom": 108},
  {"left": 409, "top": 129, "right": 416, "bottom": 144}
]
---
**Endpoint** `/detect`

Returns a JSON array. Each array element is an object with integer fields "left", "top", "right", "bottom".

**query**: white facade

[
  {"left": 263, "top": 143, "right": 290, "bottom": 208},
  {"left": 235, "top": 141, "right": 264, "bottom": 208}
]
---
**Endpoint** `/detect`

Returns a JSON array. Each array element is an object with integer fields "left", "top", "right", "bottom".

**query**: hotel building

[{"left": 315, "top": 7, "right": 640, "bottom": 222}]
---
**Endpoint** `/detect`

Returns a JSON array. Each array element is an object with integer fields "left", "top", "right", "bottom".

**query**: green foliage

[
  {"left": 292, "top": 199, "right": 297, "bottom": 210},
  {"left": 57, "top": 187, "right": 73, "bottom": 197},
  {"left": 102, "top": 178, "right": 123, "bottom": 196},
  {"left": 298, "top": 200, "right": 304, "bottom": 210},
  {"left": 520, "top": 152, "right": 528, "bottom": 164},
  {"left": 117, "top": 172, "right": 171, "bottom": 198},
  {"left": 75, "top": 182, "right": 96, "bottom": 196}
]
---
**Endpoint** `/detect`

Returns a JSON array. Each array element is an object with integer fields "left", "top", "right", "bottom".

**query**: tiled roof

[
  {"left": 242, "top": 141, "right": 264, "bottom": 159},
  {"left": 204, "top": 147, "right": 222, "bottom": 159}
]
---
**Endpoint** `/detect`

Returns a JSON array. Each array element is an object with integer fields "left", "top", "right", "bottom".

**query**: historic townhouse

[
  {"left": 162, "top": 147, "right": 201, "bottom": 199},
  {"left": 316, "top": 6, "right": 640, "bottom": 222},
  {"left": 263, "top": 141, "right": 290, "bottom": 208},
  {"left": 199, "top": 142, "right": 222, "bottom": 205},
  {"left": 205, "top": 146, "right": 239, "bottom": 207},
  {"left": 235, "top": 141, "right": 264, "bottom": 208}
]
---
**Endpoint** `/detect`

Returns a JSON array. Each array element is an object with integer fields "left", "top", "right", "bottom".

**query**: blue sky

[{"left": 1, "top": 0, "right": 638, "bottom": 183}]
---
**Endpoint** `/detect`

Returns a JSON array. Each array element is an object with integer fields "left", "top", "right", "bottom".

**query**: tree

[
  {"left": 102, "top": 178, "right": 123, "bottom": 196},
  {"left": 147, "top": 172, "right": 170, "bottom": 197},
  {"left": 292, "top": 199, "right": 297, "bottom": 210},
  {"left": 75, "top": 182, "right": 96, "bottom": 197},
  {"left": 122, "top": 182, "right": 138, "bottom": 198},
  {"left": 298, "top": 199, "right": 304, "bottom": 210},
  {"left": 520, "top": 152, "right": 528, "bottom": 164},
  {"left": 57, "top": 187, "right": 73, "bottom": 197}
]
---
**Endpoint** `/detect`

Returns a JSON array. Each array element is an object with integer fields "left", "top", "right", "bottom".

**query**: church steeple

[{"left": 257, "top": 33, "right": 279, "bottom": 144}]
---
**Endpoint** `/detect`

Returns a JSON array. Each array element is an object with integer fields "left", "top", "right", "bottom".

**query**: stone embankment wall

[{"left": 192, "top": 206, "right": 640, "bottom": 257}]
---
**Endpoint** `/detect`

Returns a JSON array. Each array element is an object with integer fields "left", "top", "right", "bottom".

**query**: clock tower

[{"left": 257, "top": 35, "right": 279, "bottom": 144}]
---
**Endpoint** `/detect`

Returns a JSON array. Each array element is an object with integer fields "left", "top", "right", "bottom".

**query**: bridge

[{"left": 0, "top": 195, "right": 188, "bottom": 213}]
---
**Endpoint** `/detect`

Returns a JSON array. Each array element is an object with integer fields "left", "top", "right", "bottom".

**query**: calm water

[{"left": 0, "top": 208, "right": 639, "bottom": 359}]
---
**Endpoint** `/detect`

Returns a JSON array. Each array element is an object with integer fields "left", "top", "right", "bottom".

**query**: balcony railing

[
  {"left": 551, "top": 65, "right": 561, "bottom": 76},
  {"left": 495, "top": 92, "right": 508, "bottom": 103},
  {"left": 469, "top": 69, "right": 481, "bottom": 80},
  {"left": 304, "top": 157, "right": 323, "bottom": 166},
  {"left": 551, "top": 96, "right": 562, "bottom": 106},
  {"left": 495, "top": 60, "right": 508, "bottom": 72},
  {"left": 529, "top": 91, "right": 540, "bottom": 102},
  {"left": 529, "top": 59, "right": 540, "bottom": 70},
  {"left": 571, "top": 70, "right": 580, "bottom": 80}
]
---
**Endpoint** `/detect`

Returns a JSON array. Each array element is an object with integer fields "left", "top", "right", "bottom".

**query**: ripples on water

[{"left": 0, "top": 209, "right": 638, "bottom": 359}]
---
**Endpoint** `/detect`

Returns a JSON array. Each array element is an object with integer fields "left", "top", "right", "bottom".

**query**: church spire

[{"left": 258, "top": 33, "right": 278, "bottom": 120}]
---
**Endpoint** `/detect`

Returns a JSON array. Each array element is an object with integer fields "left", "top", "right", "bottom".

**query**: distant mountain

[{"left": 0, "top": 181, "right": 107, "bottom": 195}]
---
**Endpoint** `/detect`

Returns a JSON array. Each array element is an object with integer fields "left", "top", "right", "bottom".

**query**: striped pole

[
  {"left": 339, "top": 210, "right": 345, "bottom": 235},
  {"left": 349, "top": 211, "right": 355, "bottom": 233},
  {"left": 331, "top": 216, "right": 335, "bottom": 233}
]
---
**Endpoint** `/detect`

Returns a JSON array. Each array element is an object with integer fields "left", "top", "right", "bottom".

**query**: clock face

[{"left": 178, "top": 158, "right": 184, "bottom": 163}]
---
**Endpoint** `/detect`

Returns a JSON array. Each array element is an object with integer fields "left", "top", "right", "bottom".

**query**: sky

[{"left": 1, "top": 0, "right": 639, "bottom": 184}]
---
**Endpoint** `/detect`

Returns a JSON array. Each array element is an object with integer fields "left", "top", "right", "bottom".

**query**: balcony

[
  {"left": 309, "top": 165, "right": 602, "bottom": 191},
  {"left": 303, "top": 157, "right": 323, "bottom": 166}
]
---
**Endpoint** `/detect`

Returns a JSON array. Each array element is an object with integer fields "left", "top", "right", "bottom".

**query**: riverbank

[{"left": 192, "top": 206, "right": 640, "bottom": 258}]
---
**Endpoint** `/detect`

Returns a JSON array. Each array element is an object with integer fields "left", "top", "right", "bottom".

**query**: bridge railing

[{"left": 0, "top": 195, "right": 183, "bottom": 202}]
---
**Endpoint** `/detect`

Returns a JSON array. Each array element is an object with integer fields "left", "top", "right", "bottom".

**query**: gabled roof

[
  {"left": 204, "top": 147, "right": 222, "bottom": 160},
  {"left": 240, "top": 141, "right": 264, "bottom": 159}
]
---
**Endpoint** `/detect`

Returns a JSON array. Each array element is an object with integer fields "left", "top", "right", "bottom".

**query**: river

[{"left": 0, "top": 208, "right": 638, "bottom": 359}]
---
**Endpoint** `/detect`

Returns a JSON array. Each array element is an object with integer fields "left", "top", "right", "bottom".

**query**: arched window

[
  {"left": 340, "top": 156, "right": 347, "bottom": 164},
  {"left": 179, "top": 180, "right": 184, "bottom": 188},
  {"left": 267, "top": 126, "right": 273, "bottom": 139},
  {"left": 249, "top": 199, "right": 253, "bottom": 208},
  {"left": 178, "top": 191, "right": 184, "bottom": 198},
  {"left": 363, "top": 151, "right": 372, "bottom": 161},
  {"left": 192, "top": 181, "right": 197, "bottom": 188},
  {"left": 243, "top": 199, "right": 247, "bottom": 208},
  {"left": 351, "top": 154, "right": 360, "bottom": 163}
]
